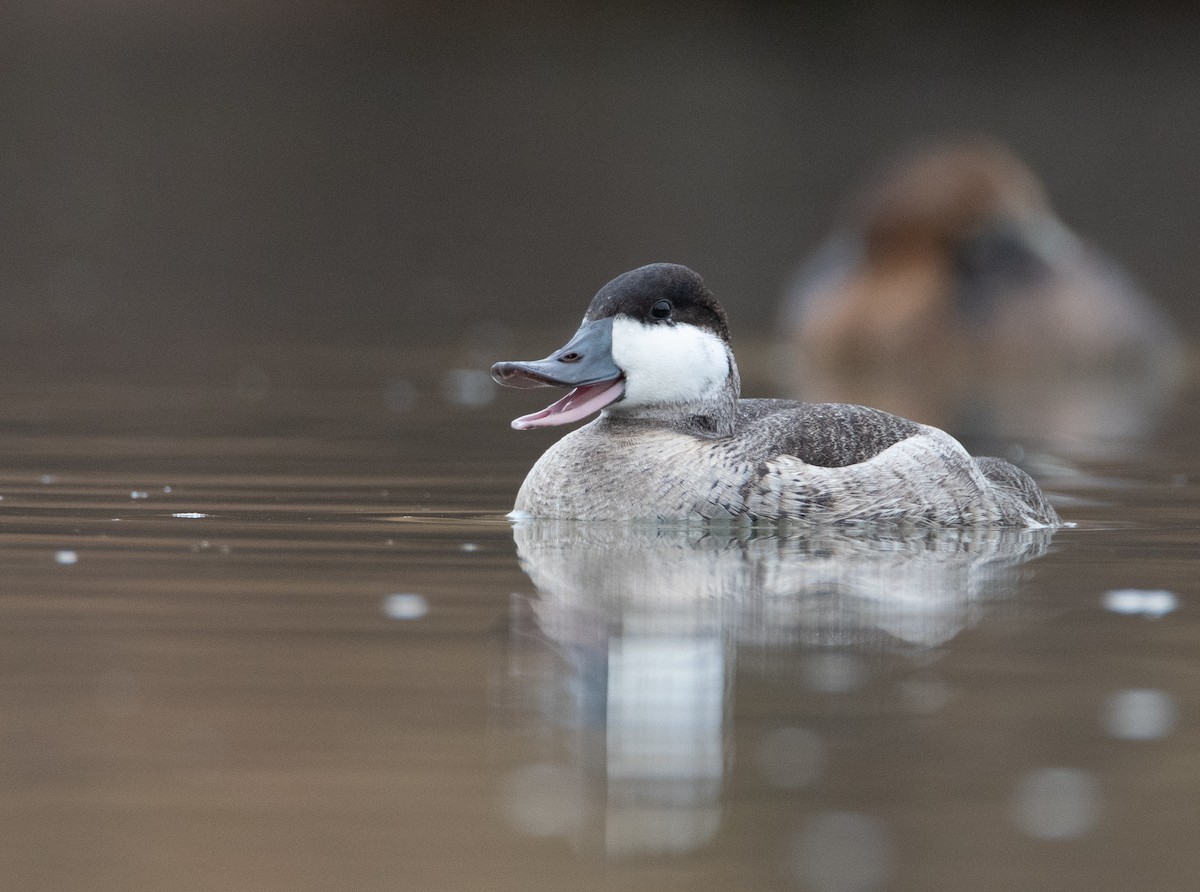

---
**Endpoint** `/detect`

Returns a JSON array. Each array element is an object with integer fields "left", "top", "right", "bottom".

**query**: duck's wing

[
  {"left": 730, "top": 417, "right": 1000, "bottom": 524},
  {"left": 726, "top": 402, "right": 1053, "bottom": 525},
  {"left": 735, "top": 400, "right": 923, "bottom": 468}
]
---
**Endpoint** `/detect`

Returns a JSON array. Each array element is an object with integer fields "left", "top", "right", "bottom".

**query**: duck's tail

[{"left": 974, "top": 456, "right": 1060, "bottom": 527}]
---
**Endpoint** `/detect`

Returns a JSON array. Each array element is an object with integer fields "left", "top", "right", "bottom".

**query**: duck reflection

[{"left": 497, "top": 520, "right": 1052, "bottom": 857}]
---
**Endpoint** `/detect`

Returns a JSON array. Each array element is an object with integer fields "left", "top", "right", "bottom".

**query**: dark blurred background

[{"left": 4, "top": 0, "right": 1198, "bottom": 379}]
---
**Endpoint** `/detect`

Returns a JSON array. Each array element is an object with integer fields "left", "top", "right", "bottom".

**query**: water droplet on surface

[
  {"left": 1103, "top": 588, "right": 1177, "bottom": 618},
  {"left": 802, "top": 652, "right": 865, "bottom": 693},
  {"left": 897, "top": 672, "right": 955, "bottom": 714},
  {"left": 54, "top": 550, "right": 78, "bottom": 565},
  {"left": 1102, "top": 688, "right": 1178, "bottom": 741},
  {"left": 172, "top": 512, "right": 208, "bottom": 519},
  {"left": 791, "top": 811, "right": 894, "bottom": 892},
  {"left": 40, "top": 474, "right": 57, "bottom": 485},
  {"left": 1012, "top": 767, "right": 1101, "bottom": 840},
  {"left": 500, "top": 763, "right": 586, "bottom": 838},
  {"left": 441, "top": 368, "right": 495, "bottom": 408},
  {"left": 130, "top": 491, "right": 149, "bottom": 500},
  {"left": 460, "top": 542, "right": 479, "bottom": 553},
  {"left": 381, "top": 593, "right": 429, "bottom": 620}
]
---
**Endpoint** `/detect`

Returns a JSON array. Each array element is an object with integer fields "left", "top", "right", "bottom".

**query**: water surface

[{"left": 0, "top": 350, "right": 1197, "bottom": 891}]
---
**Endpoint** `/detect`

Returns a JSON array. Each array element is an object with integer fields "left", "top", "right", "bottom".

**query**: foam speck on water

[
  {"left": 1103, "top": 588, "right": 1178, "bottom": 618},
  {"left": 1012, "top": 768, "right": 1101, "bottom": 840},
  {"left": 441, "top": 368, "right": 495, "bottom": 407},
  {"left": 802, "top": 652, "right": 865, "bottom": 694},
  {"left": 382, "top": 593, "right": 429, "bottom": 620},
  {"left": 500, "top": 763, "right": 586, "bottom": 838},
  {"left": 1102, "top": 688, "right": 1178, "bottom": 740},
  {"left": 790, "top": 811, "right": 894, "bottom": 892}
]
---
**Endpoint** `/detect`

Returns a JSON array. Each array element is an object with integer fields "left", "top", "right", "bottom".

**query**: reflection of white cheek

[{"left": 611, "top": 318, "right": 727, "bottom": 406}]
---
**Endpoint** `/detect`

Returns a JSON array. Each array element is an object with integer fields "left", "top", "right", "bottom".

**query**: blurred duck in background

[{"left": 781, "top": 137, "right": 1184, "bottom": 455}]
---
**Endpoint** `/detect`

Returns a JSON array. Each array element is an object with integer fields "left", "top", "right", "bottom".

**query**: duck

[
  {"left": 492, "top": 263, "right": 1058, "bottom": 527},
  {"left": 780, "top": 137, "right": 1182, "bottom": 446}
]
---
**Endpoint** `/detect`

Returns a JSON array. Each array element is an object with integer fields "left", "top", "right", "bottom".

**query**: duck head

[{"left": 492, "top": 263, "right": 739, "bottom": 432}]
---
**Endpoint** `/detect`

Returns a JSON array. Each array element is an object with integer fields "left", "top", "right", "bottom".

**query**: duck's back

[{"left": 731, "top": 399, "right": 923, "bottom": 467}]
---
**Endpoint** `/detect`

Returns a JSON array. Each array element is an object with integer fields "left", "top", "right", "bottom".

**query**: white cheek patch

[{"left": 609, "top": 316, "right": 729, "bottom": 407}]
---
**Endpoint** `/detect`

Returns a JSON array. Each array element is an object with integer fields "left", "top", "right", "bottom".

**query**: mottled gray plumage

[
  {"left": 498, "top": 263, "right": 1059, "bottom": 528},
  {"left": 513, "top": 408, "right": 1056, "bottom": 526},
  {"left": 727, "top": 400, "right": 921, "bottom": 467}
]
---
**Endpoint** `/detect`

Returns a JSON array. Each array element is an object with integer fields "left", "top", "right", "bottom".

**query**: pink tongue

[{"left": 512, "top": 379, "right": 625, "bottom": 430}]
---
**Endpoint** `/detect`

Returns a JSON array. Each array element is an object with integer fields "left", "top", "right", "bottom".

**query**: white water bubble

[
  {"left": 1102, "top": 688, "right": 1178, "bottom": 741},
  {"left": 897, "top": 672, "right": 955, "bottom": 714},
  {"left": 1012, "top": 767, "right": 1101, "bottom": 840},
  {"left": 381, "top": 593, "right": 429, "bottom": 620},
  {"left": 441, "top": 368, "right": 495, "bottom": 408},
  {"left": 1103, "top": 588, "right": 1178, "bottom": 618},
  {"left": 54, "top": 550, "right": 78, "bottom": 565},
  {"left": 130, "top": 491, "right": 149, "bottom": 500},
  {"left": 802, "top": 652, "right": 865, "bottom": 694},
  {"left": 791, "top": 811, "right": 894, "bottom": 892},
  {"left": 172, "top": 512, "right": 208, "bottom": 519},
  {"left": 500, "top": 763, "right": 586, "bottom": 838}
]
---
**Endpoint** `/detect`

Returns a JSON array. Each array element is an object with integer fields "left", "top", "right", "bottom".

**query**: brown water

[{"left": 1, "top": 347, "right": 1197, "bottom": 892}]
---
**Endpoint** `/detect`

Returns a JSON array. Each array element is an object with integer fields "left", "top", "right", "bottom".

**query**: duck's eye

[{"left": 650, "top": 300, "right": 673, "bottom": 320}]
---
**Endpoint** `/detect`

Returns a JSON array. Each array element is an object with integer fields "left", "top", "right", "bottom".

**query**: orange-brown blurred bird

[{"left": 782, "top": 137, "right": 1182, "bottom": 452}]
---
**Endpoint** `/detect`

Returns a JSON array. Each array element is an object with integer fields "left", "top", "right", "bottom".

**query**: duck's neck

[{"left": 602, "top": 359, "right": 741, "bottom": 438}]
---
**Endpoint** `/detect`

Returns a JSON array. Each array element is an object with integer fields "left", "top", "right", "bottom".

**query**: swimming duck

[
  {"left": 492, "top": 263, "right": 1058, "bottom": 527},
  {"left": 781, "top": 137, "right": 1182, "bottom": 445}
]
